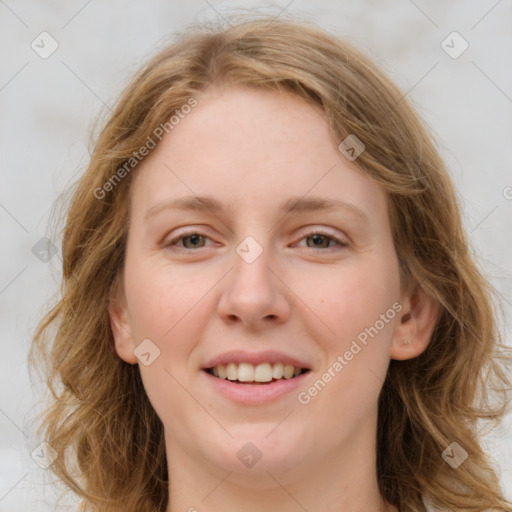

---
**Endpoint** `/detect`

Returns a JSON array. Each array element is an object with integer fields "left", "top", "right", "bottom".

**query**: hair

[{"left": 29, "top": 13, "right": 512, "bottom": 512}]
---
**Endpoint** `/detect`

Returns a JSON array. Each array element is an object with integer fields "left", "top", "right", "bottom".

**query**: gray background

[{"left": 1, "top": 1, "right": 511, "bottom": 510}]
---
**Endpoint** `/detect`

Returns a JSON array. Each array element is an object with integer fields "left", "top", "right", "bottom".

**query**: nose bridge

[
  {"left": 235, "top": 233, "right": 267, "bottom": 266},
  {"left": 216, "top": 230, "right": 290, "bottom": 326},
  {"left": 231, "top": 232, "right": 276, "bottom": 299}
]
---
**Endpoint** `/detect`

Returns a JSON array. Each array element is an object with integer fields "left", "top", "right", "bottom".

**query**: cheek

[
  {"left": 123, "top": 256, "right": 211, "bottom": 425},
  {"left": 305, "top": 253, "right": 400, "bottom": 347},
  {"left": 124, "top": 252, "right": 210, "bottom": 341},
  {"left": 297, "top": 261, "right": 399, "bottom": 430}
]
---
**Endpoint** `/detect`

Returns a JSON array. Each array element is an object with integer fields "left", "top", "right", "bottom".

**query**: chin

[{"left": 205, "top": 428, "right": 309, "bottom": 479}]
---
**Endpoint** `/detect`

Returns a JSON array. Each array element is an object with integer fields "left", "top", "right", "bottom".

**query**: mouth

[{"left": 204, "top": 362, "right": 311, "bottom": 385}]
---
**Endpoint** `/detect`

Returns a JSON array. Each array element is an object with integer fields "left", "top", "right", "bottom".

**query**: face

[{"left": 110, "top": 85, "right": 433, "bottom": 483}]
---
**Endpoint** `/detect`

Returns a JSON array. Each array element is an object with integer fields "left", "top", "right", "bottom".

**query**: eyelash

[{"left": 164, "top": 229, "right": 349, "bottom": 252}]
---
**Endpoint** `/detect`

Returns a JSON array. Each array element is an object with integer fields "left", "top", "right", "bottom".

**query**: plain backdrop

[{"left": 1, "top": 1, "right": 511, "bottom": 510}]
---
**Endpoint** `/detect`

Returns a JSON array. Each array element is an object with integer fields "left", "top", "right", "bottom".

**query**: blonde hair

[{"left": 29, "top": 14, "right": 512, "bottom": 512}]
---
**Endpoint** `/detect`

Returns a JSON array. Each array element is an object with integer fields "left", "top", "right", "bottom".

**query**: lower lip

[{"left": 202, "top": 370, "right": 310, "bottom": 404}]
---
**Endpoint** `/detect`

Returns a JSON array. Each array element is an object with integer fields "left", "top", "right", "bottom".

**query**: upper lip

[{"left": 202, "top": 350, "right": 311, "bottom": 370}]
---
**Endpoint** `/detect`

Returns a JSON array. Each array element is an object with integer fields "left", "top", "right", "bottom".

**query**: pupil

[
  {"left": 311, "top": 234, "right": 327, "bottom": 248},
  {"left": 185, "top": 234, "right": 203, "bottom": 248}
]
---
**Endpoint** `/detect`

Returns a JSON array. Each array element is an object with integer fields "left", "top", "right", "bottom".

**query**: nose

[{"left": 216, "top": 241, "right": 291, "bottom": 330}]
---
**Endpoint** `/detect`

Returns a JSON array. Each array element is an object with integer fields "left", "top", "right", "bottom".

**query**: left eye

[
  {"left": 165, "top": 230, "right": 348, "bottom": 252},
  {"left": 297, "top": 231, "right": 349, "bottom": 250}
]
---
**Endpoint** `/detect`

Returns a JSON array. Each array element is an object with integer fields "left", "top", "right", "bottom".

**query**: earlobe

[
  {"left": 390, "top": 284, "right": 440, "bottom": 361},
  {"left": 108, "top": 287, "right": 138, "bottom": 365}
]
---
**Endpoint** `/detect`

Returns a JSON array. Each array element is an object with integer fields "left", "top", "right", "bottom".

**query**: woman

[{"left": 30, "top": 15, "right": 512, "bottom": 512}]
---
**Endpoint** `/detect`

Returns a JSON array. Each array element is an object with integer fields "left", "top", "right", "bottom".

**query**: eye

[
  {"left": 296, "top": 230, "right": 349, "bottom": 250},
  {"left": 165, "top": 230, "right": 212, "bottom": 250},
  {"left": 164, "top": 229, "right": 348, "bottom": 252}
]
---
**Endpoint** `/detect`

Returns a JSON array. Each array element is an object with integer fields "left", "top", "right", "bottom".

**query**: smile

[{"left": 206, "top": 362, "right": 309, "bottom": 384}]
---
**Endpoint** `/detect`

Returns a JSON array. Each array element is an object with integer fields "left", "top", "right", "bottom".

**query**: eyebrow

[{"left": 145, "top": 195, "right": 369, "bottom": 224}]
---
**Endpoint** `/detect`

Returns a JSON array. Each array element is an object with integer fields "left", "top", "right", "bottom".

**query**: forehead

[{"left": 129, "top": 85, "right": 387, "bottom": 221}]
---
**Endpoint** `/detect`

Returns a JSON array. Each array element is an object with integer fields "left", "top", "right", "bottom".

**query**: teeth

[
  {"left": 273, "top": 362, "right": 284, "bottom": 379},
  {"left": 226, "top": 362, "right": 237, "bottom": 381},
  {"left": 283, "top": 364, "right": 294, "bottom": 379},
  {"left": 254, "top": 363, "right": 273, "bottom": 382},
  {"left": 208, "top": 362, "right": 305, "bottom": 382},
  {"left": 238, "top": 363, "right": 254, "bottom": 382}
]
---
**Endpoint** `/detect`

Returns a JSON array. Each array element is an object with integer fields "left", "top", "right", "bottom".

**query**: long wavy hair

[{"left": 29, "top": 14, "right": 512, "bottom": 512}]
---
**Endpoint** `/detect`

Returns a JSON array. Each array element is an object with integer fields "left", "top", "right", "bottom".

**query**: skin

[{"left": 110, "top": 85, "right": 439, "bottom": 512}]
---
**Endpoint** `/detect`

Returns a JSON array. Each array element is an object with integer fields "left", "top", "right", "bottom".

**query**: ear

[
  {"left": 108, "top": 277, "right": 138, "bottom": 365},
  {"left": 390, "top": 280, "right": 440, "bottom": 360}
]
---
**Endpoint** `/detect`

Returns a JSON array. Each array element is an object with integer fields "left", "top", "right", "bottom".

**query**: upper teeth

[{"left": 210, "top": 362, "right": 303, "bottom": 382}]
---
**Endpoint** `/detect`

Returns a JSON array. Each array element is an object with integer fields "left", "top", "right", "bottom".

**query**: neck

[{"left": 164, "top": 410, "right": 397, "bottom": 512}]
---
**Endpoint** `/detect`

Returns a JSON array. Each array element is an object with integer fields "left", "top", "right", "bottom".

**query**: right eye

[{"left": 164, "top": 230, "right": 213, "bottom": 251}]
